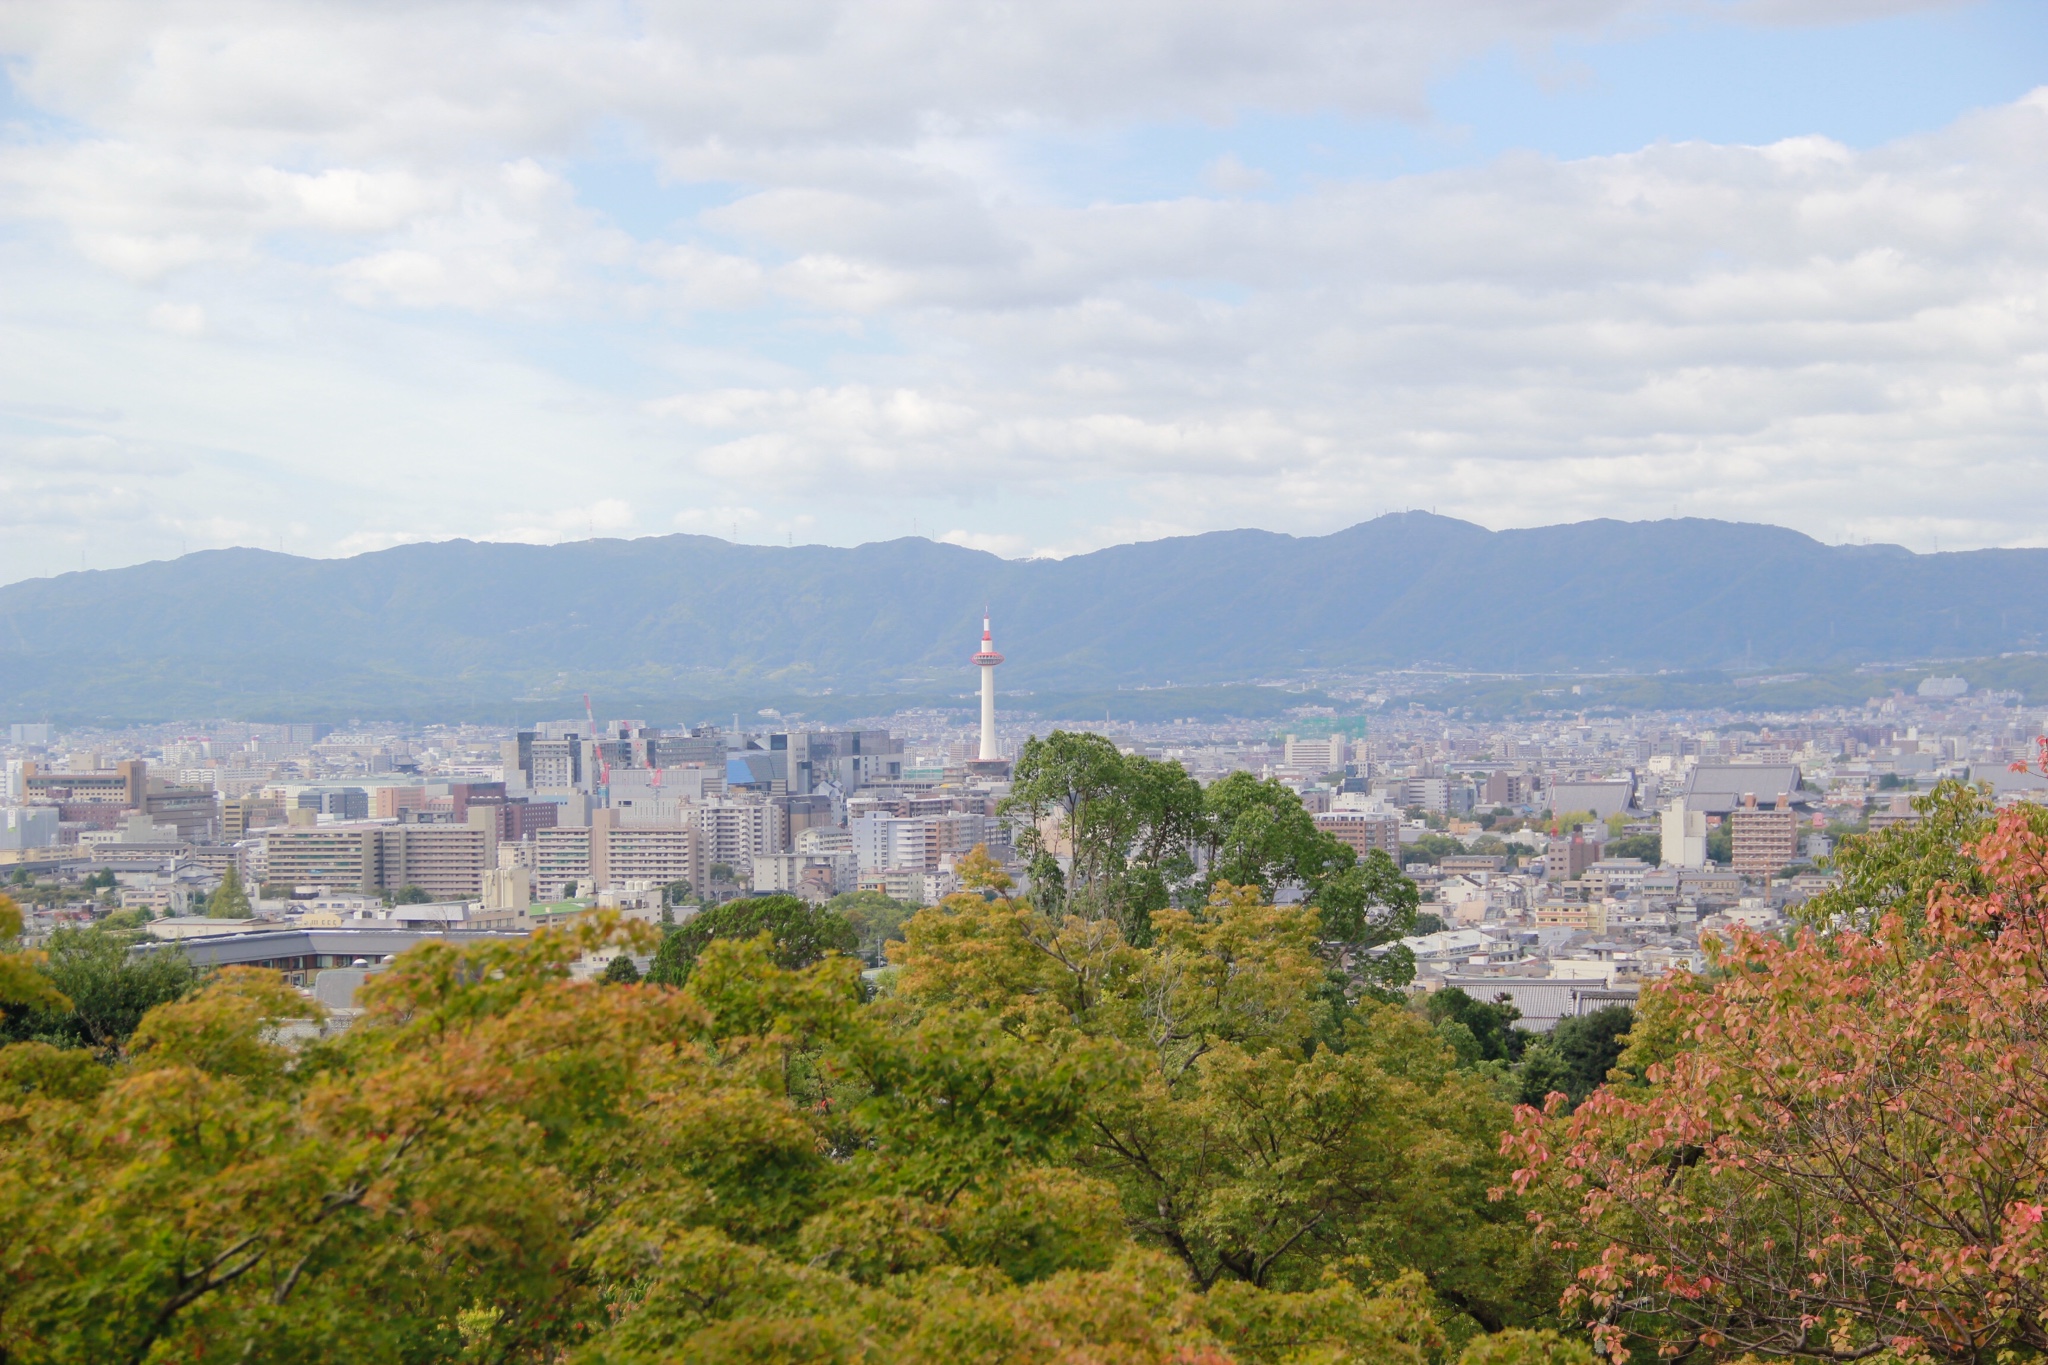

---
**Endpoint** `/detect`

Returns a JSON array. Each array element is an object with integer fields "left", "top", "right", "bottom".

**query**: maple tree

[
  {"left": 1506, "top": 800, "right": 2048, "bottom": 1363},
  {"left": 883, "top": 880, "right": 1554, "bottom": 1329},
  {"left": 0, "top": 889, "right": 1583, "bottom": 1363}
]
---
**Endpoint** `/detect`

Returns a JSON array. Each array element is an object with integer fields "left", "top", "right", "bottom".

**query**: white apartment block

[
  {"left": 752, "top": 850, "right": 857, "bottom": 898},
  {"left": 533, "top": 827, "right": 593, "bottom": 897},
  {"left": 535, "top": 815, "right": 706, "bottom": 898},
  {"left": 688, "top": 801, "right": 783, "bottom": 868},
  {"left": 851, "top": 812, "right": 997, "bottom": 874},
  {"left": 1282, "top": 735, "right": 1348, "bottom": 772}
]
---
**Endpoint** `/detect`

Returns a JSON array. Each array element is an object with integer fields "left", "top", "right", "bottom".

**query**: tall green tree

[
  {"left": 1202, "top": 772, "right": 1352, "bottom": 895},
  {"left": 1202, "top": 775, "right": 1419, "bottom": 985},
  {"left": 1002, "top": 730, "right": 1205, "bottom": 941},
  {"left": 827, "top": 889, "right": 918, "bottom": 961},
  {"left": 203, "top": 865, "right": 252, "bottom": 918},
  {"left": 0, "top": 882, "right": 1589, "bottom": 1362}
]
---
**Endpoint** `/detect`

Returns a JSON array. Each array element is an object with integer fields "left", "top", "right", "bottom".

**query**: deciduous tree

[{"left": 1508, "top": 802, "right": 2048, "bottom": 1362}]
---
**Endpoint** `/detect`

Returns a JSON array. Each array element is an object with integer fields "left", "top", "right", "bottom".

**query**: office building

[
  {"left": 297, "top": 787, "right": 370, "bottom": 820},
  {"left": 1283, "top": 735, "right": 1347, "bottom": 772},
  {"left": 507, "top": 732, "right": 585, "bottom": 792},
  {"left": 223, "top": 795, "right": 287, "bottom": 840},
  {"left": 0, "top": 806, "right": 58, "bottom": 850},
  {"left": 22, "top": 758, "right": 146, "bottom": 807},
  {"left": 1545, "top": 830, "right": 1601, "bottom": 882}
]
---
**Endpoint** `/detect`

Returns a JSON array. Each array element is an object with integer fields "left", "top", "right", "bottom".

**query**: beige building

[
  {"left": 689, "top": 800, "right": 784, "bottom": 869},
  {"left": 534, "top": 827, "right": 594, "bottom": 897},
  {"left": 1728, "top": 793, "right": 1798, "bottom": 880},
  {"left": 380, "top": 823, "right": 495, "bottom": 901},
  {"left": 1314, "top": 810, "right": 1401, "bottom": 859},
  {"left": 262, "top": 827, "right": 381, "bottom": 892},
  {"left": 223, "top": 795, "right": 286, "bottom": 841},
  {"left": 260, "top": 821, "right": 495, "bottom": 899},
  {"left": 533, "top": 815, "right": 703, "bottom": 899},
  {"left": 591, "top": 811, "right": 703, "bottom": 896},
  {"left": 1535, "top": 901, "right": 1610, "bottom": 935}
]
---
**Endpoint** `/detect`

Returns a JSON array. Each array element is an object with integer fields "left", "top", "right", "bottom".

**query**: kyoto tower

[{"left": 970, "top": 611, "right": 1004, "bottom": 761}]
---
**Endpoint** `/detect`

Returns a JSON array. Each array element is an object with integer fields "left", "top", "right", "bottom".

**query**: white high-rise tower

[{"left": 970, "top": 612, "right": 1004, "bottom": 761}]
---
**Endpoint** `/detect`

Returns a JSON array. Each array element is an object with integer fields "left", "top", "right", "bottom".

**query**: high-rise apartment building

[
  {"left": 1728, "top": 793, "right": 1798, "bottom": 879},
  {"left": 533, "top": 827, "right": 593, "bottom": 897},
  {"left": 260, "top": 823, "right": 494, "bottom": 898},
  {"left": 688, "top": 801, "right": 783, "bottom": 869},
  {"left": 262, "top": 827, "right": 382, "bottom": 893},
  {"left": 851, "top": 812, "right": 997, "bottom": 874},
  {"left": 380, "top": 824, "right": 495, "bottom": 900},
  {"left": 530, "top": 815, "right": 704, "bottom": 898},
  {"left": 1313, "top": 810, "right": 1400, "bottom": 859}
]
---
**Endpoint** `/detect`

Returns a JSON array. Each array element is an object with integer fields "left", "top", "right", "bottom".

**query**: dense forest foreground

[{"left": 4, "top": 784, "right": 2048, "bottom": 1364}]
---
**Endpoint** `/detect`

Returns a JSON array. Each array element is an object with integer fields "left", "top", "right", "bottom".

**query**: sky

[{"left": 0, "top": 0, "right": 2044, "bottom": 584}]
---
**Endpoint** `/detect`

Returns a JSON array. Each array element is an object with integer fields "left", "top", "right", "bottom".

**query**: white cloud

[
  {"left": 1202, "top": 154, "right": 1271, "bottom": 194},
  {"left": 0, "top": 0, "right": 2031, "bottom": 588},
  {"left": 146, "top": 301, "right": 207, "bottom": 335}
]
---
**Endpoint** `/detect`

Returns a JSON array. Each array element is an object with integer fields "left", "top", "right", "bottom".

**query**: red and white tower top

[{"left": 970, "top": 613, "right": 1004, "bottom": 667}]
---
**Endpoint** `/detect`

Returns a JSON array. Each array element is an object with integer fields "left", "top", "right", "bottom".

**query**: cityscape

[
  {"left": 7, "top": 604, "right": 2038, "bottom": 1029},
  {"left": 3, "top": 2, "right": 2045, "bottom": 1360}
]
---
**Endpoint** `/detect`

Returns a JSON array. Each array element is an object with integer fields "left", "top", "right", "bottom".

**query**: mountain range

[{"left": 2, "top": 513, "right": 2043, "bottom": 722}]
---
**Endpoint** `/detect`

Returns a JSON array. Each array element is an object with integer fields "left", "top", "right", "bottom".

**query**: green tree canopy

[
  {"left": 0, "top": 924, "right": 197, "bottom": 1052},
  {"left": 1425, "top": 987, "right": 1530, "bottom": 1066},
  {"left": 1602, "top": 833, "right": 1660, "bottom": 864},
  {"left": 826, "top": 889, "right": 918, "bottom": 961},
  {"left": 1514, "top": 1005, "right": 1634, "bottom": 1110},
  {"left": 645, "top": 893, "right": 858, "bottom": 986},
  {"left": 1002, "top": 729, "right": 1206, "bottom": 941},
  {"left": 0, "top": 872, "right": 1597, "bottom": 1361}
]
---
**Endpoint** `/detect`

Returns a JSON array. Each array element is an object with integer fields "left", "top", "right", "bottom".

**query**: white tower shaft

[
  {"left": 971, "top": 613, "right": 1003, "bottom": 762},
  {"left": 980, "top": 664, "right": 998, "bottom": 760}
]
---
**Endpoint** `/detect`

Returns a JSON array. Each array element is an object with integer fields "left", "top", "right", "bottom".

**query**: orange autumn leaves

[{"left": 1507, "top": 802, "right": 2048, "bottom": 1363}]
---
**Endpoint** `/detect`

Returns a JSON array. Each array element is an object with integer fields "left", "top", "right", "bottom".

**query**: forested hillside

[{"left": 4, "top": 513, "right": 2047, "bottom": 718}]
